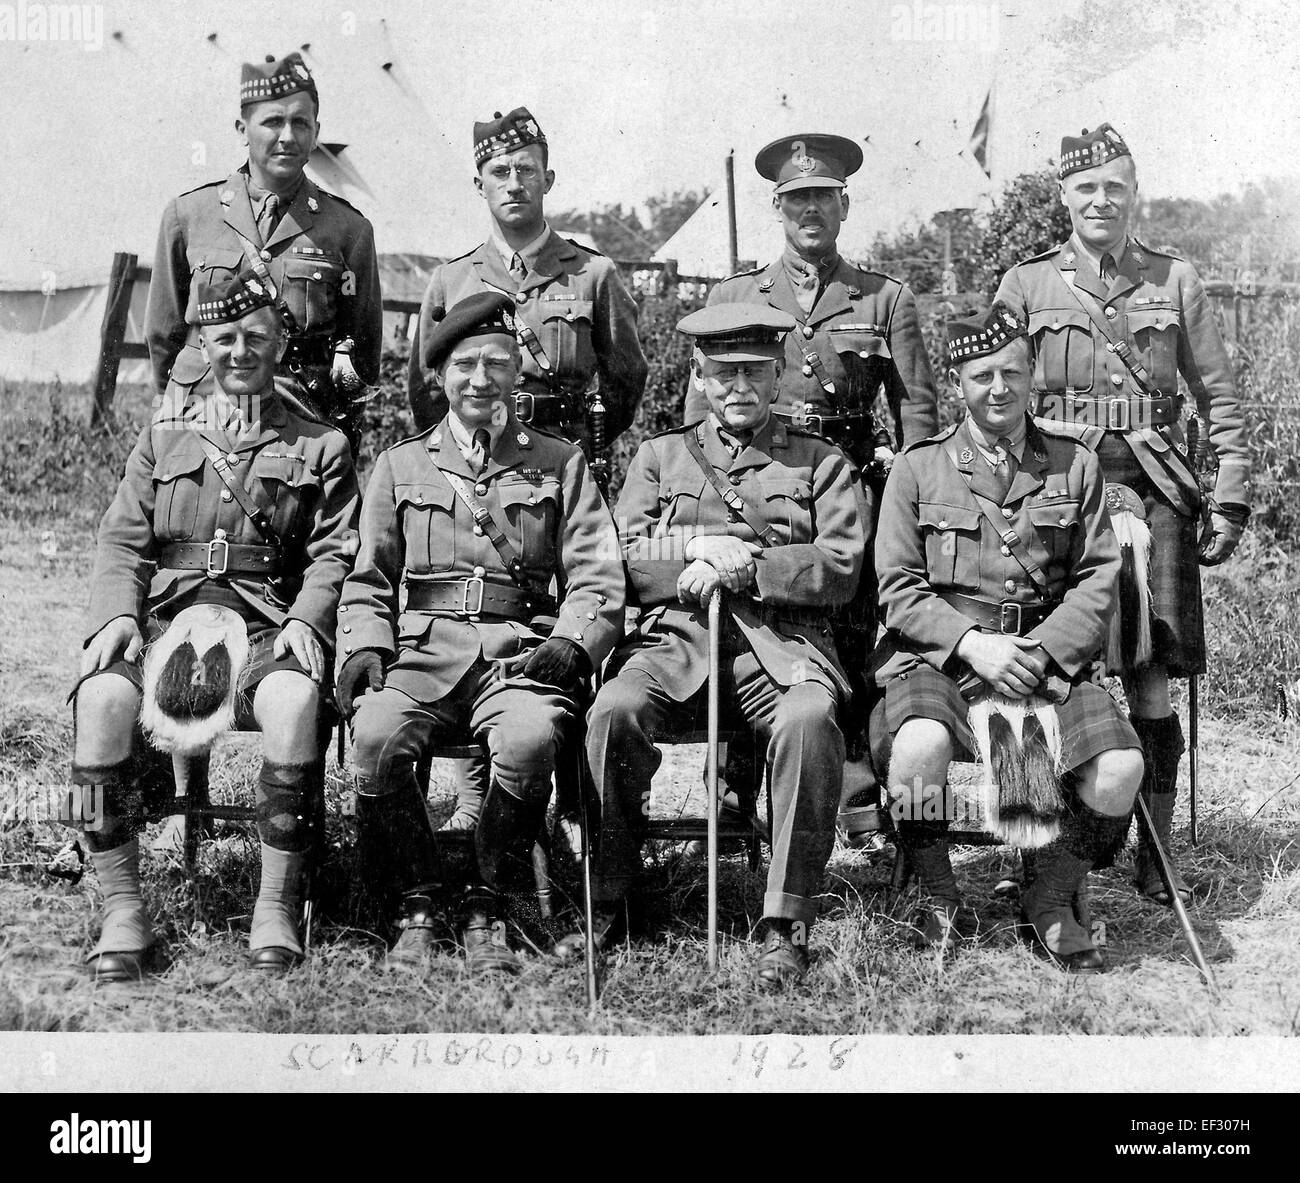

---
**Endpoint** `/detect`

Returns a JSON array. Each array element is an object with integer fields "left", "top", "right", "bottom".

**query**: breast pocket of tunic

[
  {"left": 394, "top": 481, "right": 455, "bottom": 573},
  {"left": 1029, "top": 308, "right": 1097, "bottom": 393},
  {"left": 918, "top": 501, "right": 981, "bottom": 590},
  {"left": 828, "top": 329, "right": 891, "bottom": 406},
  {"left": 283, "top": 253, "right": 343, "bottom": 333},
  {"left": 758, "top": 478, "right": 813, "bottom": 545},
  {"left": 540, "top": 300, "right": 595, "bottom": 377},
  {"left": 248, "top": 453, "right": 316, "bottom": 542},
  {"left": 1125, "top": 306, "right": 1182, "bottom": 393},
  {"left": 658, "top": 477, "right": 707, "bottom": 554},
  {"left": 1026, "top": 497, "right": 1082, "bottom": 564},
  {"left": 498, "top": 477, "right": 561, "bottom": 569},
  {"left": 151, "top": 442, "right": 209, "bottom": 541},
  {"left": 187, "top": 246, "right": 244, "bottom": 290}
]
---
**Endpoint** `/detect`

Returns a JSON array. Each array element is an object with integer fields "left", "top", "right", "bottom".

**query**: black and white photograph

[{"left": 0, "top": 0, "right": 1296, "bottom": 1120}]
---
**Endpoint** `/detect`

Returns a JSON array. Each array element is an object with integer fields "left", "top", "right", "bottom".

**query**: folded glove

[
  {"left": 520, "top": 637, "right": 587, "bottom": 693},
  {"left": 336, "top": 649, "right": 386, "bottom": 717}
]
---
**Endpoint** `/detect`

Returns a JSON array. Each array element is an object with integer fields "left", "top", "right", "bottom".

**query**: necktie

[
  {"left": 1100, "top": 252, "right": 1118, "bottom": 284},
  {"left": 990, "top": 437, "right": 1018, "bottom": 501},
  {"left": 257, "top": 193, "right": 280, "bottom": 244},
  {"left": 468, "top": 428, "right": 491, "bottom": 474},
  {"left": 793, "top": 261, "right": 818, "bottom": 315},
  {"left": 509, "top": 252, "right": 527, "bottom": 287}
]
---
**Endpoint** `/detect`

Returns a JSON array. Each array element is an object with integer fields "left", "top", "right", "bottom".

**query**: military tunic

[
  {"left": 407, "top": 232, "right": 648, "bottom": 445},
  {"left": 340, "top": 416, "right": 625, "bottom": 803},
  {"left": 870, "top": 417, "right": 1138, "bottom": 769},
  {"left": 995, "top": 235, "right": 1252, "bottom": 673},
  {"left": 586, "top": 416, "right": 865, "bottom": 926},
  {"left": 146, "top": 167, "right": 383, "bottom": 409}
]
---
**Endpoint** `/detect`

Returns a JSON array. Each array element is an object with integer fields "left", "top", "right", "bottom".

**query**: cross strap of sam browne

[
  {"left": 193, "top": 432, "right": 283, "bottom": 546},
  {"left": 682, "top": 427, "right": 783, "bottom": 548},
  {"left": 1055, "top": 266, "right": 1160, "bottom": 398},
  {"left": 440, "top": 469, "right": 544, "bottom": 594}
]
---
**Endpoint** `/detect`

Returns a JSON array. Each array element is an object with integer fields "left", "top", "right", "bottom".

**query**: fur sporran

[
  {"left": 140, "top": 605, "right": 250, "bottom": 755},
  {"left": 968, "top": 692, "right": 1067, "bottom": 848},
  {"left": 1103, "top": 483, "right": 1152, "bottom": 671}
]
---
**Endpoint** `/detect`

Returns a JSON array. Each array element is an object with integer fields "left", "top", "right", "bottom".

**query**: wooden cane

[
  {"left": 1188, "top": 675, "right": 1200, "bottom": 846},
  {"left": 579, "top": 695, "right": 600, "bottom": 1015},
  {"left": 1135, "top": 792, "right": 1218, "bottom": 998},
  {"left": 706, "top": 589, "right": 722, "bottom": 972}
]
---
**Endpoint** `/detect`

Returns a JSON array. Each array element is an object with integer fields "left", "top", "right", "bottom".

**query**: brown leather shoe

[
  {"left": 553, "top": 904, "right": 627, "bottom": 963},
  {"left": 384, "top": 894, "right": 442, "bottom": 973},
  {"left": 755, "top": 924, "right": 809, "bottom": 988},
  {"left": 87, "top": 949, "right": 151, "bottom": 984},
  {"left": 463, "top": 913, "right": 522, "bottom": 976},
  {"left": 249, "top": 946, "right": 303, "bottom": 974}
]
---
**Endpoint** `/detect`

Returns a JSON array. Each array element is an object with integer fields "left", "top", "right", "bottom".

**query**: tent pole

[
  {"left": 93, "top": 252, "right": 138, "bottom": 428},
  {"left": 724, "top": 151, "right": 739, "bottom": 277}
]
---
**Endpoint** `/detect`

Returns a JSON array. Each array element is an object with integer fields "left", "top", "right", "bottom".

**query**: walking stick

[
  {"left": 1188, "top": 675, "right": 1200, "bottom": 846},
  {"left": 579, "top": 684, "right": 600, "bottom": 1015},
  {"left": 706, "top": 588, "right": 723, "bottom": 972},
  {"left": 1134, "top": 793, "right": 1218, "bottom": 998}
]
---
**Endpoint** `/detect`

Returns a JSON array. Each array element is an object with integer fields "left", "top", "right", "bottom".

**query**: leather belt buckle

[
  {"left": 205, "top": 535, "right": 230, "bottom": 578},
  {"left": 461, "top": 577, "right": 485, "bottom": 616},
  {"left": 1107, "top": 397, "right": 1130, "bottom": 431},
  {"left": 804, "top": 413, "right": 824, "bottom": 434},
  {"left": 998, "top": 602, "right": 1023, "bottom": 635},
  {"left": 514, "top": 392, "right": 535, "bottom": 423}
]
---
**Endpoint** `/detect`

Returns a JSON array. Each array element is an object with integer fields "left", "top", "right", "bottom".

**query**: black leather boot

[{"left": 898, "top": 819, "right": 962, "bottom": 953}]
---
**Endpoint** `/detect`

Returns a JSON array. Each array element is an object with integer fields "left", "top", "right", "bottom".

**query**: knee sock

[
  {"left": 87, "top": 838, "right": 152, "bottom": 957},
  {"left": 251, "top": 844, "right": 305, "bottom": 953}
]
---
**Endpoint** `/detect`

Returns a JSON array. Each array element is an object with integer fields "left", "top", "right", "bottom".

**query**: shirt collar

[
  {"left": 966, "top": 415, "right": 1027, "bottom": 462},
  {"left": 1071, "top": 230, "right": 1127, "bottom": 276},
  {"left": 446, "top": 407, "right": 507, "bottom": 457},
  {"left": 782, "top": 245, "right": 840, "bottom": 283},
  {"left": 243, "top": 166, "right": 302, "bottom": 212},
  {"left": 490, "top": 220, "right": 551, "bottom": 270}
]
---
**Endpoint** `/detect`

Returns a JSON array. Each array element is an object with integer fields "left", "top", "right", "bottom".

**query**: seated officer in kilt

[
  {"left": 407, "top": 106, "right": 648, "bottom": 842},
  {"left": 995, "top": 124, "right": 1251, "bottom": 905},
  {"left": 871, "top": 307, "right": 1143, "bottom": 972},
  {"left": 567, "top": 304, "right": 865, "bottom": 987},
  {"left": 146, "top": 51, "right": 383, "bottom": 448},
  {"left": 337, "top": 292, "right": 624, "bottom": 976},
  {"left": 687, "top": 133, "right": 940, "bottom": 840},
  {"left": 68, "top": 269, "right": 360, "bottom": 981}
]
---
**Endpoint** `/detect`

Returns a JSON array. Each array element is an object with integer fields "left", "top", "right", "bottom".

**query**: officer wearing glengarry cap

[
  {"left": 995, "top": 122, "right": 1252, "bottom": 907},
  {"left": 145, "top": 50, "right": 383, "bottom": 449}
]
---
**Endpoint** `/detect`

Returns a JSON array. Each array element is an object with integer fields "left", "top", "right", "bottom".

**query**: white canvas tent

[{"left": 0, "top": 11, "right": 484, "bottom": 385}]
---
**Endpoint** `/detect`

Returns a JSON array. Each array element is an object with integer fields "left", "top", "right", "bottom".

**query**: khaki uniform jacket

[
  {"left": 336, "top": 416, "right": 625, "bottom": 701},
  {"left": 614, "top": 417, "right": 865, "bottom": 703},
  {"left": 995, "top": 235, "right": 1251, "bottom": 515},
  {"left": 145, "top": 167, "right": 383, "bottom": 395},
  {"left": 685, "top": 255, "right": 940, "bottom": 448},
  {"left": 874, "top": 417, "right": 1120, "bottom": 683},
  {"left": 87, "top": 391, "right": 360, "bottom": 646},
  {"left": 407, "top": 232, "right": 648, "bottom": 440}
]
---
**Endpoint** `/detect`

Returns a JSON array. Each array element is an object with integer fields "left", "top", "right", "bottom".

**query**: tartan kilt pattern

[
  {"left": 1096, "top": 433, "right": 1205, "bottom": 677},
  {"left": 869, "top": 663, "right": 1140, "bottom": 774}
]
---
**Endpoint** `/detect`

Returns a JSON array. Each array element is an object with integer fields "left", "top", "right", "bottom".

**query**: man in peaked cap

[
  {"left": 68, "top": 268, "right": 359, "bottom": 981},
  {"left": 995, "top": 122, "right": 1252, "bottom": 906},
  {"left": 405, "top": 107, "right": 648, "bottom": 849},
  {"left": 870, "top": 306, "right": 1142, "bottom": 970},
  {"left": 689, "top": 132, "right": 941, "bottom": 846},
  {"left": 563, "top": 303, "right": 864, "bottom": 987},
  {"left": 145, "top": 50, "right": 383, "bottom": 451},
  {"left": 337, "top": 292, "right": 624, "bottom": 976}
]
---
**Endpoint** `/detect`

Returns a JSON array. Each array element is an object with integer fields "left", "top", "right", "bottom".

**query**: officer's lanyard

[
  {"left": 193, "top": 431, "right": 283, "bottom": 548},
  {"left": 682, "top": 427, "right": 782, "bottom": 549},
  {"left": 439, "top": 469, "right": 544, "bottom": 596}
]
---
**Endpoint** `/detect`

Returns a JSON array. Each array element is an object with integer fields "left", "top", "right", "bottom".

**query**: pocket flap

[
  {"left": 394, "top": 481, "right": 454, "bottom": 511},
  {"left": 187, "top": 246, "right": 243, "bottom": 271},
  {"left": 918, "top": 501, "right": 980, "bottom": 531},
  {"left": 397, "top": 611, "right": 435, "bottom": 641},
  {"left": 760, "top": 478, "right": 811, "bottom": 503},
  {"left": 1028, "top": 308, "right": 1091, "bottom": 334},
  {"left": 541, "top": 299, "right": 593, "bottom": 324},
  {"left": 829, "top": 329, "right": 891, "bottom": 360},
  {"left": 1125, "top": 307, "right": 1181, "bottom": 333},
  {"left": 663, "top": 476, "right": 707, "bottom": 502},
  {"left": 1028, "top": 502, "right": 1081, "bottom": 529},
  {"left": 250, "top": 453, "right": 310, "bottom": 486},
  {"left": 152, "top": 436, "right": 208, "bottom": 482},
  {"left": 284, "top": 257, "right": 341, "bottom": 281},
  {"left": 498, "top": 477, "right": 562, "bottom": 507}
]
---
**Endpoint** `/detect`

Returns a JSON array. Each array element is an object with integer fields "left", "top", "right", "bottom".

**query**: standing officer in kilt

[
  {"left": 146, "top": 51, "right": 383, "bottom": 450},
  {"left": 871, "top": 307, "right": 1143, "bottom": 971},
  {"left": 407, "top": 106, "right": 648, "bottom": 839},
  {"left": 687, "top": 133, "right": 940, "bottom": 839},
  {"left": 568, "top": 304, "right": 865, "bottom": 987},
  {"left": 995, "top": 124, "right": 1252, "bottom": 904},
  {"left": 68, "top": 269, "right": 360, "bottom": 981},
  {"left": 337, "top": 293, "right": 624, "bottom": 976}
]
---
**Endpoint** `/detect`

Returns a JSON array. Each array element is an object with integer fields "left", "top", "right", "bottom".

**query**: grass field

[{"left": 1, "top": 384, "right": 1298, "bottom": 1036}]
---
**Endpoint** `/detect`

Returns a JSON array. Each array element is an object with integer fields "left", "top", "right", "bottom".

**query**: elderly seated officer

[
  {"left": 871, "top": 306, "right": 1144, "bottom": 972},
  {"left": 69, "top": 269, "right": 360, "bottom": 981},
  {"left": 564, "top": 304, "right": 865, "bottom": 987},
  {"left": 336, "top": 292, "right": 623, "bottom": 976}
]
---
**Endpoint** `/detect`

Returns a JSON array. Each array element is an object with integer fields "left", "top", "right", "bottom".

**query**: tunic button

[
  {"left": 340, "top": 605, "right": 348, "bottom": 612},
  {"left": 260, "top": 250, "right": 271, "bottom": 262},
  {"left": 572, "top": 632, "right": 583, "bottom": 641},
  {"left": 516, "top": 291, "right": 528, "bottom": 304},
  {"left": 473, "top": 525, "right": 483, "bottom": 535},
  {"left": 227, "top": 452, "right": 239, "bottom": 463},
  {"left": 221, "top": 490, "right": 233, "bottom": 502},
  {"left": 729, "top": 476, "right": 741, "bottom": 486},
  {"left": 343, "top": 645, "right": 353, "bottom": 653},
  {"left": 1111, "top": 373, "right": 1124, "bottom": 387},
  {"left": 475, "top": 484, "right": 488, "bottom": 496},
  {"left": 1001, "top": 506, "right": 1013, "bottom": 518},
  {"left": 938, "top": 520, "right": 948, "bottom": 529},
  {"left": 1105, "top": 307, "right": 1117, "bottom": 320},
  {"left": 342, "top": 625, "right": 351, "bottom": 634},
  {"left": 1059, "top": 517, "right": 1069, "bottom": 527},
  {"left": 801, "top": 365, "right": 813, "bottom": 377},
  {"left": 473, "top": 566, "right": 486, "bottom": 577},
  {"left": 1000, "top": 544, "right": 1011, "bottom": 557},
  {"left": 802, "top": 327, "right": 814, "bottom": 339},
  {"left": 1004, "top": 579, "right": 1017, "bottom": 594},
  {"left": 313, "top": 272, "right": 322, "bottom": 281},
  {"left": 1106, "top": 342, "right": 1116, "bottom": 353},
  {"left": 587, "top": 612, "right": 596, "bottom": 620},
  {"left": 415, "top": 493, "right": 424, "bottom": 503}
]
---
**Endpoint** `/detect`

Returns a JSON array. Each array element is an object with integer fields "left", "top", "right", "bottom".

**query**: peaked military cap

[
  {"left": 946, "top": 304, "right": 1027, "bottom": 366},
  {"left": 474, "top": 107, "right": 547, "bottom": 166},
  {"left": 195, "top": 269, "right": 277, "bottom": 326},
  {"left": 677, "top": 304, "right": 796, "bottom": 362},
  {"left": 240, "top": 51, "right": 318, "bottom": 108},
  {"left": 423, "top": 292, "right": 518, "bottom": 370},
  {"left": 755, "top": 133, "right": 863, "bottom": 193},
  {"left": 1059, "top": 122, "right": 1131, "bottom": 177}
]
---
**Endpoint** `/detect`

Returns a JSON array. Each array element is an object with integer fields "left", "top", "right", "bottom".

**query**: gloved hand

[
  {"left": 1198, "top": 510, "right": 1244, "bottom": 567},
  {"left": 336, "top": 649, "right": 386, "bottom": 717},
  {"left": 506, "top": 637, "right": 587, "bottom": 693}
]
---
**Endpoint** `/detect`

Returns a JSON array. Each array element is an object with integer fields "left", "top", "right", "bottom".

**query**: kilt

[
  {"left": 869, "top": 662, "right": 1140, "bottom": 773},
  {"left": 1096, "top": 433, "right": 1204, "bottom": 676}
]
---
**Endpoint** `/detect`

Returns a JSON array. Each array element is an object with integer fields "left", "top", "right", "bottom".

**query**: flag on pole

[{"left": 969, "top": 86, "right": 992, "bottom": 178}]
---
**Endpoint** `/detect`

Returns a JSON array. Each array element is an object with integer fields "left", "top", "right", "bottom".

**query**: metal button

[
  {"left": 227, "top": 452, "right": 239, "bottom": 463},
  {"left": 221, "top": 490, "right": 233, "bottom": 502},
  {"left": 572, "top": 632, "right": 583, "bottom": 641},
  {"left": 1059, "top": 517, "right": 1069, "bottom": 526},
  {"left": 516, "top": 291, "right": 528, "bottom": 304},
  {"left": 260, "top": 250, "right": 271, "bottom": 262},
  {"left": 802, "top": 365, "right": 813, "bottom": 377},
  {"left": 587, "top": 612, "right": 596, "bottom": 620},
  {"left": 313, "top": 271, "right": 322, "bottom": 281},
  {"left": 1004, "top": 579, "right": 1017, "bottom": 594},
  {"left": 340, "top": 605, "right": 348, "bottom": 613},
  {"left": 598, "top": 595, "right": 607, "bottom": 604},
  {"left": 1106, "top": 342, "right": 1116, "bottom": 353},
  {"left": 415, "top": 492, "right": 424, "bottom": 502},
  {"left": 473, "top": 566, "right": 486, "bottom": 577},
  {"left": 343, "top": 645, "right": 353, "bottom": 653},
  {"left": 730, "top": 476, "right": 741, "bottom": 486},
  {"left": 475, "top": 484, "right": 488, "bottom": 496},
  {"left": 938, "top": 519, "right": 948, "bottom": 529},
  {"left": 342, "top": 625, "right": 351, "bottom": 633},
  {"left": 1000, "top": 544, "right": 1011, "bottom": 557},
  {"left": 1001, "top": 507, "right": 1013, "bottom": 518},
  {"left": 802, "top": 327, "right": 814, "bottom": 339},
  {"left": 473, "top": 524, "right": 483, "bottom": 535},
  {"left": 1111, "top": 373, "right": 1124, "bottom": 387},
  {"left": 1105, "top": 307, "right": 1117, "bottom": 320}
]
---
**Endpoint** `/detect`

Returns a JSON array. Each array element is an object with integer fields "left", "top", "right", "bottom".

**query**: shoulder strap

[
  {"left": 1053, "top": 268, "right": 1159, "bottom": 396},
  {"left": 194, "top": 432, "right": 282, "bottom": 546},
  {"left": 682, "top": 427, "right": 782, "bottom": 549},
  {"left": 440, "top": 469, "right": 538, "bottom": 592}
]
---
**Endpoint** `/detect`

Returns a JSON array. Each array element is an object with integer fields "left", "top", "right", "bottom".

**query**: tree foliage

[{"left": 552, "top": 189, "right": 703, "bottom": 259}]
